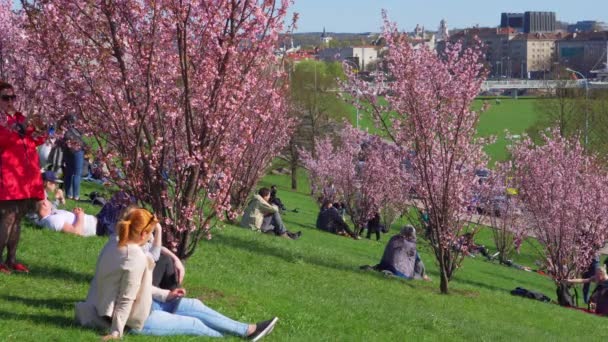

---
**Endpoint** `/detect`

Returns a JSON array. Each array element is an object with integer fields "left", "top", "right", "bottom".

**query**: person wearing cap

[
  {"left": 0, "top": 81, "right": 47, "bottom": 274},
  {"left": 375, "top": 225, "right": 429, "bottom": 281},
  {"left": 42, "top": 170, "right": 65, "bottom": 208},
  {"left": 35, "top": 199, "right": 98, "bottom": 237}
]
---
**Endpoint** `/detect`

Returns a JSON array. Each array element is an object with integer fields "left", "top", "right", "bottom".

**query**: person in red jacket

[{"left": 0, "top": 81, "right": 47, "bottom": 274}]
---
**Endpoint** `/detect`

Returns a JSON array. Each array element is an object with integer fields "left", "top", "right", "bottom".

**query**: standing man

[{"left": 0, "top": 81, "right": 47, "bottom": 274}]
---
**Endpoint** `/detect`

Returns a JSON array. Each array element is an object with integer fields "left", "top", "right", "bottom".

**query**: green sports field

[{"left": 347, "top": 97, "right": 546, "bottom": 164}]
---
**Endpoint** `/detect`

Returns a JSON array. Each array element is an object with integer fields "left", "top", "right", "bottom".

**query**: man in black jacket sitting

[{"left": 316, "top": 201, "right": 359, "bottom": 240}]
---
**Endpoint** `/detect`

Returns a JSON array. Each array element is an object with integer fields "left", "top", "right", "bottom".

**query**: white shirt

[{"left": 39, "top": 210, "right": 98, "bottom": 236}]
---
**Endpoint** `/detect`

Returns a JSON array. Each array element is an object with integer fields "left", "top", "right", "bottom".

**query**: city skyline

[{"left": 288, "top": 0, "right": 608, "bottom": 33}]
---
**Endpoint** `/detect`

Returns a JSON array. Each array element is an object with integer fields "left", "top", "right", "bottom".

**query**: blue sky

[{"left": 288, "top": 0, "right": 608, "bottom": 33}]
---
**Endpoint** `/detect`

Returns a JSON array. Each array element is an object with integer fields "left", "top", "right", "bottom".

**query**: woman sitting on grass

[{"left": 75, "top": 207, "right": 278, "bottom": 340}]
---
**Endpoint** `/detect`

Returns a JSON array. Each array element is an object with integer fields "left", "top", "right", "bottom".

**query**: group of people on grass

[
  {"left": 4, "top": 78, "right": 608, "bottom": 340},
  {"left": 0, "top": 81, "right": 279, "bottom": 340}
]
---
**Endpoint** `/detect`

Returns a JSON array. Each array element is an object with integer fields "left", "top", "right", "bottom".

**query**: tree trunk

[
  {"left": 290, "top": 142, "right": 298, "bottom": 190},
  {"left": 287, "top": 138, "right": 299, "bottom": 190},
  {"left": 437, "top": 248, "right": 450, "bottom": 294},
  {"left": 291, "top": 164, "right": 297, "bottom": 190},
  {"left": 556, "top": 283, "right": 576, "bottom": 307},
  {"left": 439, "top": 264, "right": 450, "bottom": 294}
]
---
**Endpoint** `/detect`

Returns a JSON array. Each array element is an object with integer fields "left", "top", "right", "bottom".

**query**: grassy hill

[{"left": 1, "top": 172, "right": 606, "bottom": 341}]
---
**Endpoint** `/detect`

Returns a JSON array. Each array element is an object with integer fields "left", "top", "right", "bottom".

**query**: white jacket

[{"left": 75, "top": 238, "right": 169, "bottom": 336}]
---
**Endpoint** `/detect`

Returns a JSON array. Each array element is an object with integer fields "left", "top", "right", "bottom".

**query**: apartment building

[
  {"left": 511, "top": 32, "right": 562, "bottom": 78},
  {"left": 557, "top": 31, "right": 608, "bottom": 77}
]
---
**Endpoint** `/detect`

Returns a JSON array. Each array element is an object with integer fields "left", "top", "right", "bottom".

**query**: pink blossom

[
  {"left": 17, "top": 0, "right": 293, "bottom": 258},
  {"left": 510, "top": 129, "right": 608, "bottom": 283},
  {"left": 344, "top": 11, "right": 488, "bottom": 293}
]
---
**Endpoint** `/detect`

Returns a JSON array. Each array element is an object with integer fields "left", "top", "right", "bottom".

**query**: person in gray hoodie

[{"left": 376, "top": 225, "right": 429, "bottom": 280}]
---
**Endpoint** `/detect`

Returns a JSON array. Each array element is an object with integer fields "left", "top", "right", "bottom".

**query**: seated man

[
  {"left": 269, "top": 185, "right": 287, "bottom": 211},
  {"left": 241, "top": 187, "right": 300, "bottom": 240},
  {"left": 316, "top": 200, "right": 359, "bottom": 240},
  {"left": 35, "top": 199, "right": 98, "bottom": 236},
  {"left": 371, "top": 225, "right": 429, "bottom": 281}
]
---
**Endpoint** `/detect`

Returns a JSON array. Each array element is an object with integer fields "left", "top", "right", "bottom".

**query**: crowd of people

[
  {"left": 0, "top": 81, "right": 280, "bottom": 339},
  {"left": 4, "top": 78, "right": 608, "bottom": 340}
]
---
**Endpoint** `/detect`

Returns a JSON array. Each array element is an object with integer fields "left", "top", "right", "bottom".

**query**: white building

[
  {"left": 317, "top": 46, "right": 379, "bottom": 71},
  {"left": 320, "top": 27, "right": 333, "bottom": 45}
]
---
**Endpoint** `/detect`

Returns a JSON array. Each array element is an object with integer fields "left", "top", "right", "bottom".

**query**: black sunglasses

[{"left": 1, "top": 95, "right": 16, "bottom": 102}]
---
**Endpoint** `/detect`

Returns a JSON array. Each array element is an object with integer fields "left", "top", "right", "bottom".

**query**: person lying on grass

[
  {"left": 241, "top": 187, "right": 301, "bottom": 240},
  {"left": 316, "top": 200, "right": 359, "bottom": 240},
  {"left": 453, "top": 232, "right": 496, "bottom": 260},
  {"left": 75, "top": 207, "right": 279, "bottom": 340},
  {"left": 362, "top": 225, "right": 430, "bottom": 281},
  {"left": 35, "top": 199, "right": 99, "bottom": 236}
]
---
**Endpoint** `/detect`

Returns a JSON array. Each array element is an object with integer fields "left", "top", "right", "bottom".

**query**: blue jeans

[
  {"left": 134, "top": 298, "right": 249, "bottom": 337},
  {"left": 261, "top": 211, "right": 287, "bottom": 235},
  {"left": 63, "top": 149, "right": 84, "bottom": 198}
]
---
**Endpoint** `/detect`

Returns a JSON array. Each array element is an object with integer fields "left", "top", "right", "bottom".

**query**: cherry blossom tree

[
  {"left": 226, "top": 103, "right": 296, "bottom": 219},
  {"left": 485, "top": 164, "right": 528, "bottom": 264},
  {"left": 20, "top": 0, "right": 293, "bottom": 258},
  {"left": 0, "top": 0, "right": 20, "bottom": 81},
  {"left": 511, "top": 129, "right": 608, "bottom": 305},
  {"left": 0, "top": 1, "right": 61, "bottom": 124},
  {"left": 300, "top": 125, "right": 407, "bottom": 233},
  {"left": 344, "top": 12, "right": 489, "bottom": 293}
]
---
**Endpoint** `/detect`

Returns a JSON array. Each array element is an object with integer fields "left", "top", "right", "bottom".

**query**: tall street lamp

[{"left": 566, "top": 68, "right": 589, "bottom": 148}]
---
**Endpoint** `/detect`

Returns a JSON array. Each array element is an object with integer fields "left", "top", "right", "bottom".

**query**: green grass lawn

[
  {"left": 476, "top": 98, "right": 544, "bottom": 164},
  {"left": 1, "top": 172, "right": 606, "bottom": 341}
]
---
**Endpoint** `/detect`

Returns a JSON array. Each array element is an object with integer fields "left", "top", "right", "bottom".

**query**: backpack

[{"left": 95, "top": 191, "right": 136, "bottom": 236}]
